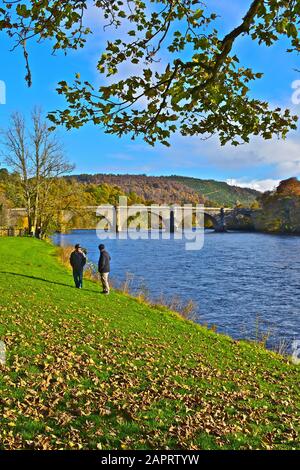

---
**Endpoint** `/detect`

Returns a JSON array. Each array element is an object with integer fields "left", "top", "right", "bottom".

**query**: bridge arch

[
  {"left": 116, "top": 207, "right": 224, "bottom": 232},
  {"left": 96, "top": 215, "right": 114, "bottom": 232},
  {"left": 203, "top": 212, "right": 219, "bottom": 230},
  {"left": 171, "top": 208, "right": 221, "bottom": 232},
  {"left": 118, "top": 208, "right": 171, "bottom": 232}
]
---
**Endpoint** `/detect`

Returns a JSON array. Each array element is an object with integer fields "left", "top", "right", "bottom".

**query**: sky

[{"left": 0, "top": 0, "right": 300, "bottom": 192}]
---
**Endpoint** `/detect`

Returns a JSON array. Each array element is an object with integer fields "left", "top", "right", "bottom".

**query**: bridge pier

[
  {"left": 214, "top": 223, "right": 227, "bottom": 233},
  {"left": 214, "top": 208, "right": 227, "bottom": 232},
  {"left": 170, "top": 210, "right": 175, "bottom": 234}
]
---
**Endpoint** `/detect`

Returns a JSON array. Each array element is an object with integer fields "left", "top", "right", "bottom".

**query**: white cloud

[
  {"left": 106, "top": 131, "right": 300, "bottom": 180},
  {"left": 226, "top": 178, "right": 281, "bottom": 192},
  {"left": 165, "top": 132, "right": 300, "bottom": 178}
]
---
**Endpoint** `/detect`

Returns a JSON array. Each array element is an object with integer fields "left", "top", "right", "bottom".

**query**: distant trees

[
  {"left": 255, "top": 177, "right": 300, "bottom": 233},
  {"left": 0, "top": 109, "right": 74, "bottom": 236},
  {"left": 259, "top": 177, "right": 300, "bottom": 204},
  {"left": 85, "top": 183, "right": 127, "bottom": 206},
  {"left": 257, "top": 177, "right": 300, "bottom": 215},
  {"left": 67, "top": 174, "right": 205, "bottom": 205},
  {"left": 0, "top": 168, "right": 9, "bottom": 181},
  {"left": 0, "top": 169, "right": 10, "bottom": 225},
  {"left": 0, "top": 183, "right": 10, "bottom": 227},
  {"left": 36, "top": 178, "right": 94, "bottom": 234},
  {"left": 84, "top": 182, "right": 146, "bottom": 206},
  {"left": 276, "top": 177, "right": 300, "bottom": 197}
]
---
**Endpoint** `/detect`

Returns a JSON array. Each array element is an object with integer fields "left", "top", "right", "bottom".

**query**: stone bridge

[
  {"left": 8, "top": 206, "right": 249, "bottom": 233},
  {"left": 80, "top": 205, "right": 234, "bottom": 233}
]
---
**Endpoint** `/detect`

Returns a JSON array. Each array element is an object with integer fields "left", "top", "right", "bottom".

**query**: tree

[
  {"left": 0, "top": 168, "right": 9, "bottom": 182},
  {"left": 36, "top": 178, "right": 95, "bottom": 234},
  {"left": 0, "top": 109, "right": 74, "bottom": 235},
  {"left": 0, "top": 183, "right": 10, "bottom": 227},
  {"left": 276, "top": 177, "right": 300, "bottom": 197},
  {"left": 0, "top": 1, "right": 299, "bottom": 147}
]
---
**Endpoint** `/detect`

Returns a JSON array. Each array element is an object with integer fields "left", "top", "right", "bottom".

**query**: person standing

[
  {"left": 98, "top": 244, "right": 111, "bottom": 295},
  {"left": 70, "top": 244, "right": 86, "bottom": 288}
]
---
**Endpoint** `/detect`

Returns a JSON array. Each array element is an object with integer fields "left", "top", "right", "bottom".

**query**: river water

[{"left": 52, "top": 229, "right": 300, "bottom": 350}]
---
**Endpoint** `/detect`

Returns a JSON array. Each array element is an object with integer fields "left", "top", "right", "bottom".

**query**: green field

[{"left": 0, "top": 238, "right": 299, "bottom": 450}]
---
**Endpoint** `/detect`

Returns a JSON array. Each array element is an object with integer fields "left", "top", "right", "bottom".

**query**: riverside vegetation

[
  {"left": 0, "top": 238, "right": 299, "bottom": 450},
  {"left": 253, "top": 177, "right": 300, "bottom": 234},
  {"left": 2, "top": 147, "right": 300, "bottom": 236}
]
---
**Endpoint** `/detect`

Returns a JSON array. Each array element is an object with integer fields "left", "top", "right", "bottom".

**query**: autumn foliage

[
  {"left": 0, "top": 238, "right": 299, "bottom": 450},
  {"left": 276, "top": 177, "right": 300, "bottom": 197}
]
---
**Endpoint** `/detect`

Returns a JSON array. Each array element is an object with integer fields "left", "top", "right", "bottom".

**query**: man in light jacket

[{"left": 98, "top": 244, "right": 111, "bottom": 295}]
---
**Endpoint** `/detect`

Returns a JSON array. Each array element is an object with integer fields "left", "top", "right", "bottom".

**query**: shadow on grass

[{"left": 0, "top": 271, "right": 100, "bottom": 294}]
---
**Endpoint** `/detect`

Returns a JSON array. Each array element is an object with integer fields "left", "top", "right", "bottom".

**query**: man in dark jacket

[
  {"left": 98, "top": 244, "right": 111, "bottom": 294},
  {"left": 70, "top": 244, "right": 86, "bottom": 288}
]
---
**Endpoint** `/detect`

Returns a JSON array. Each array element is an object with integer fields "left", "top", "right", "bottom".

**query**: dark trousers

[{"left": 73, "top": 269, "right": 83, "bottom": 288}]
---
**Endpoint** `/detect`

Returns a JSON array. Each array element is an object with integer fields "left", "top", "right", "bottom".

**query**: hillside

[
  {"left": 0, "top": 238, "right": 299, "bottom": 450},
  {"left": 168, "top": 176, "right": 260, "bottom": 207},
  {"left": 67, "top": 174, "right": 260, "bottom": 207},
  {"left": 67, "top": 174, "right": 207, "bottom": 205}
]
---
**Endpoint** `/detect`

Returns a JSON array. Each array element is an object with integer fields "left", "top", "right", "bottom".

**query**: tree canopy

[
  {"left": 277, "top": 176, "right": 300, "bottom": 196},
  {"left": 1, "top": 0, "right": 299, "bottom": 146},
  {"left": 0, "top": 109, "right": 74, "bottom": 235}
]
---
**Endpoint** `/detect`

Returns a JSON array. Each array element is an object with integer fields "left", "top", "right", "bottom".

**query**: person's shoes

[{"left": 102, "top": 291, "right": 109, "bottom": 295}]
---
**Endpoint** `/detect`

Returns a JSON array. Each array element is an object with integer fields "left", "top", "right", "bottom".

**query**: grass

[{"left": 0, "top": 237, "right": 299, "bottom": 450}]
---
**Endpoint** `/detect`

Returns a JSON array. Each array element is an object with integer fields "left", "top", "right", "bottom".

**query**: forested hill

[
  {"left": 68, "top": 174, "right": 260, "bottom": 207},
  {"left": 167, "top": 176, "right": 259, "bottom": 207},
  {"left": 66, "top": 174, "right": 205, "bottom": 205}
]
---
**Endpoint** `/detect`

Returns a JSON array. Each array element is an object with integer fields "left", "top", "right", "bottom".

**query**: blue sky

[{"left": 0, "top": 0, "right": 300, "bottom": 191}]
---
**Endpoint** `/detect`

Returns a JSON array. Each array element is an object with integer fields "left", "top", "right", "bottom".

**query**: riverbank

[
  {"left": 0, "top": 238, "right": 299, "bottom": 449},
  {"left": 53, "top": 229, "right": 300, "bottom": 348}
]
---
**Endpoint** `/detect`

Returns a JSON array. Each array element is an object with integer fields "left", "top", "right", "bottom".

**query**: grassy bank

[{"left": 0, "top": 238, "right": 299, "bottom": 450}]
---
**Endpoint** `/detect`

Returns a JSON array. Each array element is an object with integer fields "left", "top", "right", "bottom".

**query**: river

[{"left": 52, "top": 229, "right": 300, "bottom": 350}]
